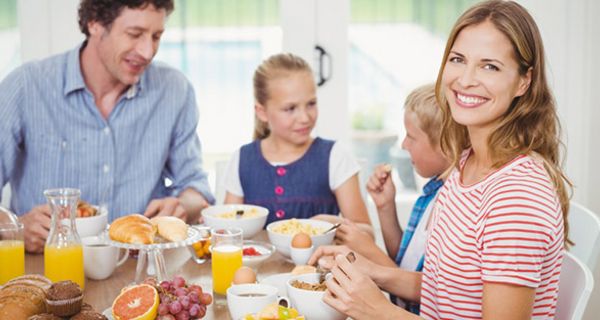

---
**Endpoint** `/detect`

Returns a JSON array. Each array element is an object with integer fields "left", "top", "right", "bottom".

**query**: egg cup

[{"left": 290, "top": 245, "right": 314, "bottom": 266}]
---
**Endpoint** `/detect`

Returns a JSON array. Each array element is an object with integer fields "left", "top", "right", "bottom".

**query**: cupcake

[
  {"left": 71, "top": 310, "right": 109, "bottom": 320},
  {"left": 45, "top": 280, "right": 83, "bottom": 317},
  {"left": 27, "top": 313, "right": 62, "bottom": 320}
]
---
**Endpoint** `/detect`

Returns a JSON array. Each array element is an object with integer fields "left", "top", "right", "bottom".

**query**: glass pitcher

[
  {"left": 0, "top": 206, "right": 24, "bottom": 284},
  {"left": 44, "top": 188, "right": 85, "bottom": 288}
]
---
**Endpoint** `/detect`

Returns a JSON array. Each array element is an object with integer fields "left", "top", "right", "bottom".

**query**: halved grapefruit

[{"left": 112, "top": 284, "right": 159, "bottom": 320}]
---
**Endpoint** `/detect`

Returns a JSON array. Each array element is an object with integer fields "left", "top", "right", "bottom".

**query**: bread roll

[
  {"left": 150, "top": 216, "right": 188, "bottom": 242},
  {"left": 0, "top": 275, "right": 50, "bottom": 320},
  {"left": 109, "top": 214, "right": 156, "bottom": 244},
  {"left": 291, "top": 265, "right": 317, "bottom": 275}
]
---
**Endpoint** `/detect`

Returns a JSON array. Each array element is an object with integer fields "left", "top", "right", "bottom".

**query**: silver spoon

[{"left": 322, "top": 222, "right": 341, "bottom": 234}]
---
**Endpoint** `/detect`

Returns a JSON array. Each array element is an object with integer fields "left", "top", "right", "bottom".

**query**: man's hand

[
  {"left": 19, "top": 204, "right": 52, "bottom": 253},
  {"left": 143, "top": 197, "right": 186, "bottom": 221}
]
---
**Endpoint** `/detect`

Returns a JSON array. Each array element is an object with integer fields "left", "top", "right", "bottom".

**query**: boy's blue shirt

[{"left": 394, "top": 176, "right": 444, "bottom": 314}]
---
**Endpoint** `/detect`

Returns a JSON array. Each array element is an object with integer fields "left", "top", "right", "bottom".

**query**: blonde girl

[{"left": 223, "top": 53, "right": 371, "bottom": 234}]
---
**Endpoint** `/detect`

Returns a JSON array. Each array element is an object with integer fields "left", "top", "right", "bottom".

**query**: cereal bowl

[
  {"left": 286, "top": 273, "right": 345, "bottom": 320},
  {"left": 202, "top": 204, "right": 268, "bottom": 238},
  {"left": 266, "top": 219, "right": 335, "bottom": 257}
]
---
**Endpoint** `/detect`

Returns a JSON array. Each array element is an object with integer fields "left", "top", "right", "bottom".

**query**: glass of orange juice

[
  {"left": 0, "top": 222, "right": 25, "bottom": 284},
  {"left": 211, "top": 227, "right": 243, "bottom": 304}
]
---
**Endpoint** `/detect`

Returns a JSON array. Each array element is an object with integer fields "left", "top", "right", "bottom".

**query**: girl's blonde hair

[
  {"left": 435, "top": 0, "right": 572, "bottom": 245},
  {"left": 252, "top": 53, "right": 313, "bottom": 140},
  {"left": 404, "top": 83, "right": 442, "bottom": 147}
]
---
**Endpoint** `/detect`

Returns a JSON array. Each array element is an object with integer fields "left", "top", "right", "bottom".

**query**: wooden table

[{"left": 25, "top": 231, "right": 294, "bottom": 319}]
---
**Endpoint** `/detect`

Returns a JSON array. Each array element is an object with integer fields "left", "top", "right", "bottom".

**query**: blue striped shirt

[
  {"left": 394, "top": 177, "right": 443, "bottom": 314},
  {"left": 0, "top": 43, "right": 214, "bottom": 221}
]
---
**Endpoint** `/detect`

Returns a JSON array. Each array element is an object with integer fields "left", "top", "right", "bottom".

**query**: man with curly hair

[{"left": 0, "top": 0, "right": 214, "bottom": 252}]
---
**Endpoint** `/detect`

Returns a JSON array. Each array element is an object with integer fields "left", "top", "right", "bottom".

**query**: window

[
  {"left": 0, "top": 0, "right": 19, "bottom": 79},
  {"left": 155, "top": 0, "right": 281, "bottom": 161},
  {"left": 348, "top": 0, "right": 476, "bottom": 188}
]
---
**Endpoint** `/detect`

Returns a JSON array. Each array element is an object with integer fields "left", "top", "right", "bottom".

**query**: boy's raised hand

[{"left": 366, "top": 164, "right": 396, "bottom": 209}]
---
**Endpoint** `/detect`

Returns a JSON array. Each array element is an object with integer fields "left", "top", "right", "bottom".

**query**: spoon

[
  {"left": 322, "top": 223, "right": 341, "bottom": 234},
  {"left": 235, "top": 210, "right": 244, "bottom": 219}
]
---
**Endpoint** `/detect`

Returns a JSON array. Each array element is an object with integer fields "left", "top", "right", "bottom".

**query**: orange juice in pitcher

[
  {"left": 43, "top": 188, "right": 85, "bottom": 289},
  {"left": 44, "top": 244, "right": 85, "bottom": 288}
]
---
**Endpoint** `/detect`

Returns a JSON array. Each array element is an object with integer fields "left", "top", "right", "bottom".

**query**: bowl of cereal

[
  {"left": 266, "top": 219, "right": 335, "bottom": 258},
  {"left": 286, "top": 273, "right": 345, "bottom": 320},
  {"left": 202, "top": 204, "right": 269, "bottom": 238}
]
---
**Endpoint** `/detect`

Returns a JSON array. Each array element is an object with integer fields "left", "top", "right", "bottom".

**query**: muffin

[
  {"left": 45, "top": 281, "right": 83, "bottom": 317},
  {"left": 27, "top": 313, "right": 62, "bottom": 320},
  {"left": 70, "top": 310, "right": 108, "bottom": 320}
]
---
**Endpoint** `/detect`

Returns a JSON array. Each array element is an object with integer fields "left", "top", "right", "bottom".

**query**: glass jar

[
  {"left": 44, "top": 188, "right": 85, "bottom": 288},
  {"left": 0, "top": 206, "right": 24, "bottom": 284}
]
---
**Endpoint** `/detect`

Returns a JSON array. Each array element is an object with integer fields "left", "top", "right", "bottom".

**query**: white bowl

[
  {"left": 242, "top": 240, "right": 275, "bottom": 269},
  {"left": 63, "top": 208, "right": 108, "bottom": 237},
  {"left": 266, "top": 219, "right": 335, "bottom": 257},
  {"left": 260, "top": 273, "right": 291, "bottom": 297},
  {"left": 286, "top": 273, "right": 345, "bottom": 320},
  {"left": 202, "top": 204, "right": 269, "bottom": 239}
]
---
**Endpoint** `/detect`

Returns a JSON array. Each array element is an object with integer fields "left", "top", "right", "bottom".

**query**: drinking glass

[
  {"left": 211, "top": 227, "right": 243, "bottom": 305},
  {"left": 0, "top": 218, "right": 24, "bottom": 284}
]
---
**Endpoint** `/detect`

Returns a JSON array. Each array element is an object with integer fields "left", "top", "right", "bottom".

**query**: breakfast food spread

[
  {"left": 217, "top": 208, "right": 260, "bottom": 219},
  {"left": 109, "top": 214, "right": 190, "bottom": 244},
  {"left": 290, "top": 265, "right": 316, "bottom": 276},
  {"left": 111, "top": 284, "right": 159, "bottom": 320},
  {"left": 233, "top": 266, "right": 257, "bottom": 285},
  {"left": 271, "top": 219, "right": 324, "bottom": 236},
  {"left": 290, "top": 280, "right": 326, "bottom": 292},
  {"left": 0, "top": 275, "right": 51, "bottom": 320},
  {"left": 0, "top": 275, "right": 104, "bottom": 320},
  {"left": 109, "top": 214, "right": 156, "bottom": 244},
  {"left": 290, "top": 233, "right": 311, "bottom": 248},
  {"left": 150, "top": 216, "right": 188, "bottom": 242},
  {"left": 76, "top": 201, "right": 98, "bottom": 218},
  {"left": 244, "top": 302, "right": 305, "bottom": 320},
  {"left": 111, "top": 276, "right": 212, "bottom": 319},
  {"left": 46, "top": 280, "right": 84, "bottom": 317}
]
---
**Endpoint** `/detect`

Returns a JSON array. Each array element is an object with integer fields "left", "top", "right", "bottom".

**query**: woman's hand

[
  {"left": 366, "top": 164, "right": 396, "bottom": 210},
  {"left": 323, "top": 254, "right": 406, "bottom": 320},
  {"left": 308, "top": 245, "right": 376, "bottom": 278}
]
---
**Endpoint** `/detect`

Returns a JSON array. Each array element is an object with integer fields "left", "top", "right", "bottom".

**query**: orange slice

[{"left": 112, "top": 284, "right": 159, "bottom": 320}]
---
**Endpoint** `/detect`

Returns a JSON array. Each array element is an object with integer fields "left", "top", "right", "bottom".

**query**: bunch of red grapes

[{"left": 152, "top": 276, "right": 213, "bottom": 320}]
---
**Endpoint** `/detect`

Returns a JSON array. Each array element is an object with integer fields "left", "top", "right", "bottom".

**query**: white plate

[
  {"left": 102, "top": 308, "right": 113, "bottom": 319},
  {"left": 259, "top": 272, "right": 291, "bottom": 297}
]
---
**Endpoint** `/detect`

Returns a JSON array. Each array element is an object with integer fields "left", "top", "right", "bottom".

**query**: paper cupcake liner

[{"left": 46, "top": 294, "right": 83, "bottom": 317}]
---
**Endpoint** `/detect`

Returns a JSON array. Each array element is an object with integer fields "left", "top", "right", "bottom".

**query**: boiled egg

[
  {"left": 291, "top": 232, "right": 312, "bottom": 249},
  {"left": 232, "top": 266, "right": 256, "bottom": 285}
]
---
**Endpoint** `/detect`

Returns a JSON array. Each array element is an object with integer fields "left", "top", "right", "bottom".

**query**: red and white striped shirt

[{"left": 420, "top": 152, "right": 564, "bottom": 319}]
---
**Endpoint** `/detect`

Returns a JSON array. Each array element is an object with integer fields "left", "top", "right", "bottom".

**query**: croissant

[
  {"left": 150, "top": 216, "right": 188, "bottom": 242},
  {"left": 109, "top": 214, "right": 156, "bottom": 244}
]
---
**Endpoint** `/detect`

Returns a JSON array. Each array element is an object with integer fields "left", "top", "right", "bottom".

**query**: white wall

[
  {"left": 18, "top": 0, "right": 82, "bottom": 62},
  {"left": 519, "top": 1, "right": 600, "bottom": 318}
]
